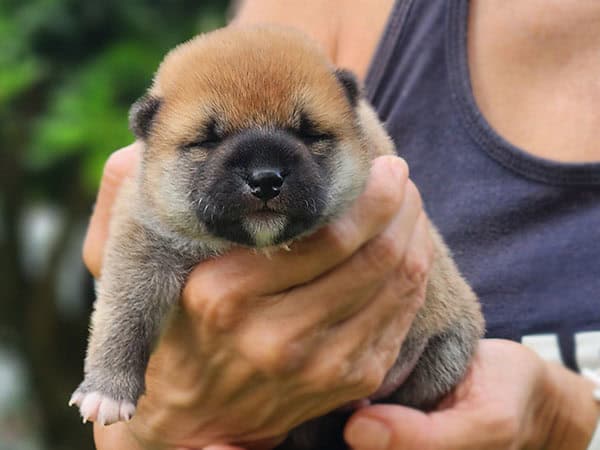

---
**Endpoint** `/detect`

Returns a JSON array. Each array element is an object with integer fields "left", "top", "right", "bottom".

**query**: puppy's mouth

[
  {"left": 199, "top": 199, "right": 321, "bottom": 248},
  {"left": 245, "top": 205, "right": 285, "bottom": 220}
]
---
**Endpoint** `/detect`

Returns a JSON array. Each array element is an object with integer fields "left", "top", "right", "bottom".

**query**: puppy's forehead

[{"left": 153, "top": 26, "right": 351, "bottom": 128}]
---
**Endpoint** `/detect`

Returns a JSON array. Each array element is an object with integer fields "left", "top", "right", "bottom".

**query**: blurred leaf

[
  {"left": 0, "top": 4, "right": 47, "bottom": 105},
  {"left": 0, "top": 59, "right": 44, "bottom": 105},
  {"left": 1, "top": 2, "right": 231, "bottom": 449},
  {"left": 29, "top": 41, "right": 162, "bottom": 190}
]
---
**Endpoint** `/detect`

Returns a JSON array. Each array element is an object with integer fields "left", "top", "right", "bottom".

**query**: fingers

[
  {"left": 82, "top": 143, "right": 141, "bottom": 278},
  {"left": 266, "top": 177, "right": 422, "bottom": 329},
  {"left": 345, "top": 402, "right": 504, "bottom": 450},
  {"left": 183, "top": 158, "right": 424, "bottom": 334},
  {"left": 182, "top": 155, "right": 410, "bottom": 311},
  {"left": 345, "top": 405, "right": 435, "bottom": 450},
  {"left": 343, "top": 344, "right": 520, "bottom": 450},
  {"left": 335, "top": 211, "right": 431, "bottom": 397},
  {"left": 219, "top": 178, "right": 427, "bottom": 376},
  {"left": 292, "top": 179, "right": 426, "bottom": 329},
  {"left": 299, "top": 254, "right": 427, "bottom": 399}
]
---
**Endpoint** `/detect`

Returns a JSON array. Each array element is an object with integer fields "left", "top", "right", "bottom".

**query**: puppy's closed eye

[
  {"left": 182, "top": 120, "right": 222, "bottom": 150},
  {"left": 296, "top": 114, "right": 334, "bottom": 145}
]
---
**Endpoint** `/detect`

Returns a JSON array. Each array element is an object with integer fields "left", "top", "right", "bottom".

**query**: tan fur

[{"left": 149, "top": 26, "right": 359, "bottom": 152}]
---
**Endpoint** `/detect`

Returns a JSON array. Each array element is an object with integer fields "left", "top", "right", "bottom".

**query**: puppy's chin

[
  {"left": 242, "top": 212, "right": 288, "bottom": 247},
  {"left": 201, "top": 208, "right": 323, "bottom": 248}
]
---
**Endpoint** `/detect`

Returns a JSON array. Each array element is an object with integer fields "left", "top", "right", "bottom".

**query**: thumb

[
  {"left": 82, "top": 142, "right": 140, "bottom": 278},
  {"left": 344, "top": 404, "right": 480, "bottom": 450}
]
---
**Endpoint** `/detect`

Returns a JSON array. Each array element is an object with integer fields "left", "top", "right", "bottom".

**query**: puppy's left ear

[
  {"left": 334, "top": 68, "right": 361, "bottom": 107},
  {"left": 129, "top": 93, "right": 162, "bottom": 140}
]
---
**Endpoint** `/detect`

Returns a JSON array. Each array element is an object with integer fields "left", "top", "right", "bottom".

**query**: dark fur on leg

[{"left": 385, "top": 324, "right": 481, "bottom": 410}]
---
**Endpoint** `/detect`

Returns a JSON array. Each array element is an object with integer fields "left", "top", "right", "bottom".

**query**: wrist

[{"left": 529, "top": 361, "right": 600, "bottom": 450}]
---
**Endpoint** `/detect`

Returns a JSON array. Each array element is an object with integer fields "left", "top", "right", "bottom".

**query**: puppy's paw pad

[{"left": 69, "top": 391, "right": 136, "bottom": 425}]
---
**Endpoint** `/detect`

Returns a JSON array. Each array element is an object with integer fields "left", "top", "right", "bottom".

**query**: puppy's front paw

[
  {"left": 69, "top": 389, "right": 136, "bottom": 425},
  {"left": 70, "top": 368, "right": 144, "bottom": 424}
]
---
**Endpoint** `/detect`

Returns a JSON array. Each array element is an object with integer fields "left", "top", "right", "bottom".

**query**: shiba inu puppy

[{"left": 70, "top": 25, "right": 484, "bottom": 450}]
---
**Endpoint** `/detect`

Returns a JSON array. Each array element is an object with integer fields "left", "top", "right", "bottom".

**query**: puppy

[{"left": 70, "top": 25, "right": 484, "bottom": 449}]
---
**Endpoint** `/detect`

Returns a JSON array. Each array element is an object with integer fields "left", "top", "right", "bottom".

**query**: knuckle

[
  {"left": 307, "top": 358, "right": 350, "bottom": 391},
  {"left": 181, "top": 275, "right": 211, "bottom": 318},
  {"left": 247, "top": 331, "right": 300, "bottom": 375},
  {"left": 482, "top": 412, "right": 520, "bottom": 447},
  {"left": 368, "top": 182, "right": 403, "bottom": 224},
  {"left": 320, "top": 221, "right": 357, "bottom": 257},
  {"left": 403, "top": 216, "right": 434, "bottom": 284},
  {"left": 182, "top": 271, "right": 237, "bottom": 324},
  {"left": 392, "top": 265, "right": 427, "bottom": 314},
  {"left": 364, "top": 161, "right": 408, "bottom": 224},
  {"left": 356, "top": 365, "right": 386, "bottom": 397},
  {"left": 403, "top": 249, "right": 429, "bottom": 286},
  {"left": 358, "top": 232, "right": 402, "bottom": 277},
  {"left": 372, "top": 155, "right": 409, "bottom": 188},
  {"left": 405, "top": 180, "right": 424, "bottom": 212},
  {"left": 413, "top": 286, "right": 427, "bottom": 311}
]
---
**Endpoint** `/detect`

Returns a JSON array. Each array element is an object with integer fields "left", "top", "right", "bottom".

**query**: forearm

[{"left": 531, "top": 362, "right": 600, "bottom": 450}]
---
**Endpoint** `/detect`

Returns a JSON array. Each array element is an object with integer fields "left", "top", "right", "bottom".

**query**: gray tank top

[{"left": 365, "top": 0, "right": 600, "bottom": 370}]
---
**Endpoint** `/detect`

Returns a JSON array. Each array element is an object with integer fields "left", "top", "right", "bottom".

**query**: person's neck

[{"left": 468, "top": 0, "right": 600, "bottom": 162}]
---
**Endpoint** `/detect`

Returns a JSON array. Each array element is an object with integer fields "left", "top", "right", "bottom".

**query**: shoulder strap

[{"left": 365, "top": 0, "right": 415, "bottom": 103}]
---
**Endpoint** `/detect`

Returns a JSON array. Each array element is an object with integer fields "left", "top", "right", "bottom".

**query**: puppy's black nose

[{"left": 248, "top": 169, "right": 285, "bottom": 201}]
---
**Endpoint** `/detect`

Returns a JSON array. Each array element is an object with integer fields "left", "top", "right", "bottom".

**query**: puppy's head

[{"left": 131, "top": 26, "right": 370, "bottom": 247}]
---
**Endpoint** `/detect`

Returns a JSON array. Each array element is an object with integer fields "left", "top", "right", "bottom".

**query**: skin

[
  {"left": 468, "top": 0, "right": 600, "bottom": 163},
  {"left": 91, "top": 0, "right": 600, "bottom": 448}
]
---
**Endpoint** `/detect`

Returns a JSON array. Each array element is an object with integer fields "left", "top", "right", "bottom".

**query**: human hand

[
  {"left": 344, "top": 339, "right": 600, "bottom": 450},
  {"left": 86, "top": 143, "right": 433, "bottom": 449}
]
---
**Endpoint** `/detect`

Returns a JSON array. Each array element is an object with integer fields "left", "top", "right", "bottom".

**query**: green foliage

[
  {"left": 0, "top": 2, "right": 231, "bottom": 449},
  {"left": 29, "top": 42, "right": 160, "bottom": 190},
  {"left": 2, "top": 0, "right": 230, "bottom": 195},
  {"left": 0, "top": 6, "right": 44, "bottom": 105}
]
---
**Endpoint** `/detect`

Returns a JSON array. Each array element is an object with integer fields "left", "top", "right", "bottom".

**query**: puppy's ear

[
  {"left": 129, "top": 94, "right": 161, "bottom": 140},
  {"left": 334, "top": 69, "right": 361, "bottom": 107}
]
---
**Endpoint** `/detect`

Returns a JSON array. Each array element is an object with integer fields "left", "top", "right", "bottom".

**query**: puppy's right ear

[
  {"left": 129, "top": 94, "right": 161, "bottom": 140},
  {"left": 334, "top": 69, "right": 360, "bottom": 107}
]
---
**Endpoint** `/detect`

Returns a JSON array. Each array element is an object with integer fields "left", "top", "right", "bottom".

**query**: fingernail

[{"left": 346, "top": 417, "right": 390, "bottom": 450}]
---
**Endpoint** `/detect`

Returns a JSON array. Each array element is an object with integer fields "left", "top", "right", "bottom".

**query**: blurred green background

[{"left": 0, "top": 0, "right": 231, "bottom": 448}]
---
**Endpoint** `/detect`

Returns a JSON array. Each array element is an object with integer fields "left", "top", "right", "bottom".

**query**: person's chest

[{"left": 467, "top": 0, "right": 600, "bottom": 164}]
